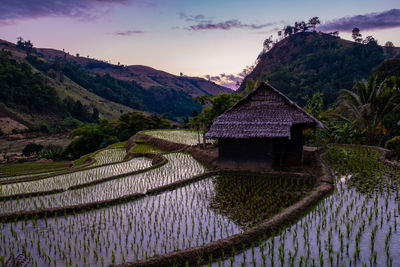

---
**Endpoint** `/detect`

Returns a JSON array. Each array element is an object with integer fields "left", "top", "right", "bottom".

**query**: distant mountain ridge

[
  {"left": 37, "top": 48, "right": 232, "bottom": 98},
  {"left": 0, "top": 38, "right": 233, "bottom": 126},
  {"left": 239, "top": 32, "right": 400, "bottom": 106}
]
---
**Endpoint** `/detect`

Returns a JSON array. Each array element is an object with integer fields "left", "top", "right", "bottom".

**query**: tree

[
  {"left": 334, "top": 76, "right": 400, "bottom": 145},
  {"left": 15, "top": 37, "right": 34, "bottom": 54},
  {"left": 299, "top": 21, "right": 309, "bottom": 32},
  {"left": 16, "top": 37, "right": 24, "bottom": 49},
  {"left": 293, "top": 22, "right": 300, "bottom": 34},
  {"left": 305, "top": 92, "right": 324, "bottom": 119},
  {"left": 308, "top": 17, "right": 320, "bottom": 31},
  {"left": 262, "top": 36, "right": 274, "bottom": 52},
  {"left": 245, "top": 78, "right": 255, "bottom": 93},
  {"left": 384, "top": 41, "right": 395, "bottom": 57},
  {"left": 22, "top": 143, "right": 43, "bottom": 157},
  {"left": 194, "top": 95, "right": 212, "bottom": 148},
  {"left": 235, "top": 80, "right": 240, "bottom": 89},
  {"left": 351, "top": 28, "right": 362, "bottom": 43},
  {"left": 40, "top": 145, "right": 63, "bottom": 161},
  {"left": 284, "top": 25, "right": 293, "bottom": 37},
  {"left": 363, "top": 36, "right": 378, "bottom": 46},
  {"left": 372, "top": 58, "right": 400, "bottom": 85},
  {"left": 385, "top": 41, "right": 394, "bottom": 47}
]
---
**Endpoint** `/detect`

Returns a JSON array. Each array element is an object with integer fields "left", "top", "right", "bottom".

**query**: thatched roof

[{"left": 206, "top": 82, "right": 324, "bottom": 139}]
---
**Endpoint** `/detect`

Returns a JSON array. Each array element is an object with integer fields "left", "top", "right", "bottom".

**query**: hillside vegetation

[
  {"left": 239, "top": 32, "right": 398, "bottom": 106},
  {"left": 0, "top": 40, "right": 135, "bottom": 133},
  {"left": 37, "top": 48, "right": 232, "bottom": 98},
  {"left": 0, "top": 38, "right": 231, "bottom": 128},
  {"left": 0, "top": 50, "right": 99, "bottom": 132},
  {"left": 27, "top": 55, "right": 199, "bottom": 120}
]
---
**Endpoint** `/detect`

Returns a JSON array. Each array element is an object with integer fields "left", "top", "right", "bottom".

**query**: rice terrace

[
  {"left": 1, "top": 2, "right": 400, "bottom": 266},
  {"left": 1, "top": 102, "right": 400, "bottom": 266}
]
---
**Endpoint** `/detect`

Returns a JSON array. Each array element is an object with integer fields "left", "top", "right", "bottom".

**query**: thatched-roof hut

[{"left": 206, "top": 82, "right": 324, "bottom": 170}]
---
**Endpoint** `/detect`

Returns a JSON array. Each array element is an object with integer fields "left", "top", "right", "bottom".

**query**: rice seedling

[
  {"left": 130, "top": 144, "right": 162, "bottom": 154},
  {"left": 141, "top": 129, "right": 215, "bottom": 146},
  {"left": 0, "top": 172, "right": 310, "bottom": 266},
  {"left": 0, "top": 156, "right": 152, "bottom": 197},
  {"left": 0, "top": 153, "right": 204, "bottom": 214},
  {"left": 211, "top": 146, "right": 400, "bottom": 266},
  {"left": 90, "top": 148, "right": 127, "bottom": 167}
]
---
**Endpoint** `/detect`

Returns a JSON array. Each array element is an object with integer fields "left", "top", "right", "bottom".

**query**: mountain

[
  {"left": 0, "top": 38, "right": 232, "bottom": 130},
  {"left": 0, "top": 39, "right": 136, "bottom": 134},
  {"left": 37, "top": 48, "right": 232, "bottom": 98},
  {"left": 30, "top": 47, "right": 231, "bottom": 120},
  {"left": 239, "top": 32, "right": 400, "bottom": 106}
]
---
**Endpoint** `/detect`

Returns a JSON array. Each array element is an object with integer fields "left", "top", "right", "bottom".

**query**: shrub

[
  {"left": 385, "top": 136, "right": 400, "bottom": 159},
  {"left": 22, "top": 143, "right": 43, "bottom": 156},
  {"left": 40, "top": 145, "right": 64, "bottom": 161},
  {"left": 18, "top": 158, "right": 28, "bottom": 163},
  {"left": 39, "top": 124, "right": 50, "bottom": 133}
]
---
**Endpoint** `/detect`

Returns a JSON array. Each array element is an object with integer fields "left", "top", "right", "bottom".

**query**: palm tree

[{"left": 334, "top": 76, "right": 400, "bottom": 145}]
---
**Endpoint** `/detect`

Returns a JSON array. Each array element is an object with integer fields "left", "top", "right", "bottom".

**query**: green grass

[
  {"left": 73, "top": 142, "right": 127, "bottom": 167},
  {"left": 0, "top": 161, "right": 71, "bottom": 178},
  {"left": 141, "top": 129, "right": 210, "bottom": 146},
  {"left": 73, "top": 153, "right": 91, "bottom": 166},
  {"left": 107, "top": 141, "right": 127, "bottom": 149},
  {"left": 131, "top": 144, "right": 162, "bottom": 153}
]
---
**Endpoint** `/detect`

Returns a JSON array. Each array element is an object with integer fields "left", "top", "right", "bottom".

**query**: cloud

[
  {"left": 204, "top": 73, "right": 243, "bottom": 90},
  {"left": 178, "top": 13, "right": 275, "bottom": 31},
  {"left": 187, "top": 19, "right": 274, "bottom": 31},
  {"left": 113, "top": 30, "right": 145, "bottom": 36},
  {"left": 178, "top": 12, "right": 211, "bottom": 24},
  {"left": 0, "top": 0, "right": 146, "bottom": 23},
  {"left": 319, "top": 9, "right": 400, "bottom": 32}
]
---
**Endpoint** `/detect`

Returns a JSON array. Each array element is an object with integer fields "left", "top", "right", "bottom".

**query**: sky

[{"left": 0, "top": 0, "right": 399, "bottom": 89}]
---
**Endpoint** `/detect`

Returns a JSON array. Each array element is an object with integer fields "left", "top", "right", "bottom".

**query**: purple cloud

[
  {"left": 187, "top": 19, "right": 274, "bottom": 31},
  {"left": 178, "top": 12, "right": 211, "bottom": 24},
  {"left": 113, "top": 30, "right": 145, "bottom": 36},
  {"left": 0, "top": 0, "right": 146, "bottom": 23},
  {"left": 204, "top": 73, "right": 243, "bottom": 90},
  {"left": 319, "top": 9, "right": 400, "bottom": 32}
]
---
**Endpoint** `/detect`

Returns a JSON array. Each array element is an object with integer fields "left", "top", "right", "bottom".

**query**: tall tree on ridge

[
  {"left": 352, "top": 27, "right": 362, "bottom": 43},
  {"left": 308, "top": 17, "right": 320, "bottom": 31}
]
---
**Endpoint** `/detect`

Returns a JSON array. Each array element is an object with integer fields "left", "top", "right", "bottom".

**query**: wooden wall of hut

[{"left": 217, "top": 131, "right": 304, "bottom": 171}]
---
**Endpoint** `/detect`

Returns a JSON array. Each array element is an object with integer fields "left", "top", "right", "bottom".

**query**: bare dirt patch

[
  {"left": 0, "top": 133, "right": 71, "bottom": 153},
  {"left": 0, "top": 117, "right": 29, "bottom": 134}
]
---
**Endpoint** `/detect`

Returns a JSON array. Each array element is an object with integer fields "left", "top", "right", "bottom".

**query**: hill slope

[
  {"left": 0, "top": 38, "right": 232, "bottom": 128},
  {"left": 32, "top": 47, "right": 231, "bottom": 120},
  {"left": 37, "top": 48, "right": 232, "bottom": 98},
  {"left": 239, "top": 32, "right": 399, "bottom": 106},
  {"left": 0, "top": 39, "right": 136, "bottom": 134}
]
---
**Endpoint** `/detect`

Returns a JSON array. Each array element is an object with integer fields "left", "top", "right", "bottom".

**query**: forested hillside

[
  {"left": 26, "top": 55, "right": 200, "bottom": 119},
  {"left": 0, "top": 38, "right": 232, "bottom": 125},
  {"left": 239, "top": 32, "right": 399, "bottom": 106},
  {"left": 0, "top": 50, "right": 98, "bottom": 125}
]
